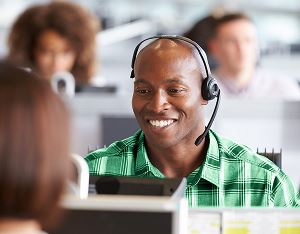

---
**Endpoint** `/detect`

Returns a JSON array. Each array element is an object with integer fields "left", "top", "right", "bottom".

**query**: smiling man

[{"left": 85, "top": 36, "right": 299, "bottom": 207}]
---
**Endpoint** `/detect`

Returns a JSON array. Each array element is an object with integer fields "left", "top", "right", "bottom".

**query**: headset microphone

[
  {"left": 194, "top": 90, "right": 220, "bottom": 146},
  {"left": 130, "top": 35, "right": 221, "bottom": 147}
]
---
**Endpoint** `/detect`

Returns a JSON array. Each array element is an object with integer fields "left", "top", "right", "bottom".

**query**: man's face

[
  {"left": 132, "top": 40, "right": 207, "bottom": 149},
  {"left": 211, "top": 19, "right": 258, "bottom": 74}
]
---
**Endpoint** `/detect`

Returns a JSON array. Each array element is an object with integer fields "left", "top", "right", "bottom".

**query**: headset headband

[{"left": 130, "top": 35, "right": 211, "bottom": 79}]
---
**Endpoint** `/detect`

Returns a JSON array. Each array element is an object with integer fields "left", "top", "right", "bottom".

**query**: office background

[
  {"left": 1, "top": 0, "right": 300, "bottom": 89},
  {"left": 0, "top": 0, "right": 300, "bottom": 188}
]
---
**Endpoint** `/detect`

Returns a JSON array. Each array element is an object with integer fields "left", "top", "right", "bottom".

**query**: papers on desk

[
  {"left": 188, "top": 209, "right": 300, "bottom": 234},
  {"left": 223, "top": 211, "right": 300, "bottom": 234},
  {"left": 188, "top": 212, "right": 221, "bottom": 234}
]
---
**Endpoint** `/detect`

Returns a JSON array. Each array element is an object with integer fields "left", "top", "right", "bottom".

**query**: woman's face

[{"left": 33, "top": 30, "right": 76, "bottom": 81}]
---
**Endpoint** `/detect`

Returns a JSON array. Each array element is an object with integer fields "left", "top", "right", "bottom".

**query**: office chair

[
  {"left": 257, "top": 148, "right": 282, "bottom": 168},
  {"left": 70, "top": 153, "right": 89, "bottom": 199}
]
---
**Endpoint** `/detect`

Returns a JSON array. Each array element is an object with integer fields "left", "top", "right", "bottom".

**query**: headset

[{"left": 130, "top": 35, "right": 220, "bottom": 146}]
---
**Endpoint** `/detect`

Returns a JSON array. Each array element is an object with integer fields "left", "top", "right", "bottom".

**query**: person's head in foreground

[
  {"left": 7, "top": 1, "right": 99, "bottom": 85},
  {"left": 0, "top": 62, "right": 70, "bottom": 232},
  {"left": 85, "top": 36, "right": 300, "bottom": 208}
]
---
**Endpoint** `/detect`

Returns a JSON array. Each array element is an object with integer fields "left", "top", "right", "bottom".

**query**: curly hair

[{"left": 7, "top": 1, "right": 100, "bottom": 85}]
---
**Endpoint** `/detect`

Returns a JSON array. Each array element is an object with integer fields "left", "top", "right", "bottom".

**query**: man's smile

[{"left": 148, "top": 119, "right": 175, "bottom": 128}]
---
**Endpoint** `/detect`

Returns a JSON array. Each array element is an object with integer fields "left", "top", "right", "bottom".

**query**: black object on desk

[{"left": 89, "top": 176, "right": 186, "bottom": 198}]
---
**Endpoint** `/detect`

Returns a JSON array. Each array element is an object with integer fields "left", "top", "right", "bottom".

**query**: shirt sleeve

[{"left": 271, "top": 170, "right": 300, "bottom": 207}]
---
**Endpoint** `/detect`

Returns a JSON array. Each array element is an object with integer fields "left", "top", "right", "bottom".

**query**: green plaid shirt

[{"left": 85, "top": 130, "right": 299, "bottom": 207}]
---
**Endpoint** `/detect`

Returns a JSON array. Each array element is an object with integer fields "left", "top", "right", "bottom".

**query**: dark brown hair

[
  {"left": 213, "top": 12, "right": 253, "bottom": 36},
  {"left": 0, "top": 62, "right": 70, "bottom": 228},
  {"left": 7, "top": 1, "right": 100, "bottom": 85},
  {"left": 184, "top": 15, "right": 217, "bottom": 52}
]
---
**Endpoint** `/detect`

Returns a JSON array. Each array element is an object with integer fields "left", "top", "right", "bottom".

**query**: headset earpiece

[{"left": 201, "top": 76, "right": 219, "bottom": 101}]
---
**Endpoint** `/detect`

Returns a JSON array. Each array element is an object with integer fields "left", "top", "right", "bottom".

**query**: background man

[{"left": 209, "top": 13, "right": 300, "bottom": 99}]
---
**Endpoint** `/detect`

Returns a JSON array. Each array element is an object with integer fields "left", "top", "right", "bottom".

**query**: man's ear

[{"left": 200, "top": 99, "right": 208, "bottom": 106}]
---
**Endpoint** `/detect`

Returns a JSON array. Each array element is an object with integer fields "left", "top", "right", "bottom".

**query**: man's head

[
  {"left": 131, "top": 38, "right": 210, "bottom": 149},
  {"left": 209, "top": 13, "right": 258, "bottom": 76}
]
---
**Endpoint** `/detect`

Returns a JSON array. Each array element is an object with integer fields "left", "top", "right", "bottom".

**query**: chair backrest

[
  {"left": 70, "top": 153, "right": 89, "bottom": 199},
  {"left": 257, "top": 148, "right": 282, "bottom": 168}
]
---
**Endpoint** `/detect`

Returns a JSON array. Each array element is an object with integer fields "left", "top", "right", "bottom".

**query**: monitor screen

[{"left": 101, "top": 115, "right": 139, "bottom": 147}]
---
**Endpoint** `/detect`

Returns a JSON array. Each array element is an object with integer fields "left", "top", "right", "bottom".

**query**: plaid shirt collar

[{"left": 134, "top": 130, "right": 221, "bottom": 187}]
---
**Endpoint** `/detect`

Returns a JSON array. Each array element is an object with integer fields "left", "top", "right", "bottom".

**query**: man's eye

[
  {"left": 168, "top": 88, "right": 185, "bottom": 93},
  {"left": 135, "top": 88, "right": 150, "bottom": 94}
]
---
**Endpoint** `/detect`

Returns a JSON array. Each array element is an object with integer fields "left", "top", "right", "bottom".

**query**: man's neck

[{"left": 146, "top": 138, "right": 208, "bottom": 178}]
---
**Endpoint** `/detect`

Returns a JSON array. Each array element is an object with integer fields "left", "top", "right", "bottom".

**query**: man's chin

[{"left": 144, "top": 133, "right": 177, "bottom": 148}]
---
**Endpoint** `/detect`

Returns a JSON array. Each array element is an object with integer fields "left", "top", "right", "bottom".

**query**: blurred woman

[
  {"left": 7, "top": 1, "right": 100, "bottom": 85},
  {"left": 0, "top": 62, "right": 70, "bottom": 233}
]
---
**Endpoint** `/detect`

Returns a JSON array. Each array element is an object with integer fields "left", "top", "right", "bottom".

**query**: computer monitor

[
  {"left": 89, "top": 176, "right": 186, "bottom": 198},
  {"left": 48, "top": 195, "right": 188, "bottom": 234},
  {"left": 101, "top": 115, "right": 139, "bottom": 147}
]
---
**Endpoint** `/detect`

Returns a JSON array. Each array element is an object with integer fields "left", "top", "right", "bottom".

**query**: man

[
  {"left": 85, "top": 36, "right": 299, "bottom": 207},
  {"left": 209, "top": 13, "right": 300, "bottom": 99}
]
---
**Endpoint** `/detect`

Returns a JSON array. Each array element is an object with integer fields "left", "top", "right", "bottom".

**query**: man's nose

[{"left": 146, "top": 90, "right": 171, "bottom": 113}]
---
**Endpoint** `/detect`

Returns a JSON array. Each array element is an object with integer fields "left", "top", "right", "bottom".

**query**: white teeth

[{"left": 149, "top": 120, "right": 174, "bottom": 128}]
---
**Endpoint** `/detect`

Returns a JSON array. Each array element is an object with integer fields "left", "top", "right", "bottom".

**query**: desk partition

[
  {"left": 47, "top": 195, "right": 300, "bottom": 234},
  {"left": 48, "top": 195, "right": 188, "bottom": 234}
]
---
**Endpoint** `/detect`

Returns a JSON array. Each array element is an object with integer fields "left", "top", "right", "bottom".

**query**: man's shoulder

[{"left": 212, "top": 131, "right": 281, "bottom": 172}]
